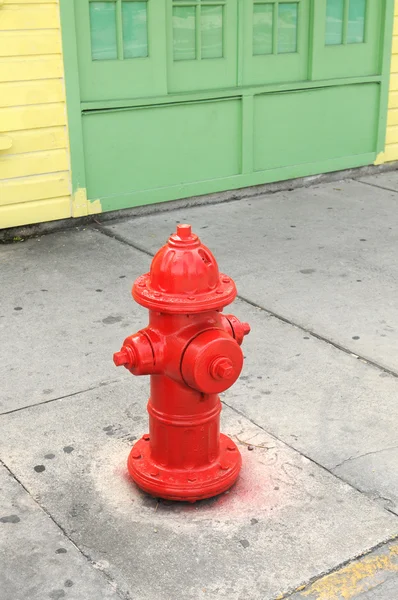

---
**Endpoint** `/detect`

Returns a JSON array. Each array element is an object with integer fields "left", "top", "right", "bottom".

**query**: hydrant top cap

[{"left": 132, "top": 224, "right": 237, "bottom": 313}]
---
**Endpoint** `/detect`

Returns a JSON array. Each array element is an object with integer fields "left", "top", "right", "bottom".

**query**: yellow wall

[
  {"left": 0, "top": 0, "right": 72, "bottom": 229},
  {"left": 385, "top": 1, "right": 398, "bottom": 162}
]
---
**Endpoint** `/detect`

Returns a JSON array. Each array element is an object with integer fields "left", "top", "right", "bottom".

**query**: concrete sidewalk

[{"left": 1, "top": 171, "right": 398, "bottom": 600}]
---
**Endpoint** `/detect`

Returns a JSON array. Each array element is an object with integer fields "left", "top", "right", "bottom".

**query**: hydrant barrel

[{"left": 113, "top": 224, "right": 250, "bottom": 502}]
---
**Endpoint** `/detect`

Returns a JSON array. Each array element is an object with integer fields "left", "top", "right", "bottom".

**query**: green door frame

[{"left": 60, "top": 0, "right": 395, "bottom": 215}]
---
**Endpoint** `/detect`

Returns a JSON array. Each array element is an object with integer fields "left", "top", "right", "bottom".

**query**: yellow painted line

[{"left": 296, "top": 543, "right": 398, "bottom": 600}]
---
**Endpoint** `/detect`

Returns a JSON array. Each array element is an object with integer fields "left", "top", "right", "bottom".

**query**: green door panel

[
  {"left": 83, "top": 99, "right": 241, "bottom": 198},
  {"left": 167, "top": 0, "right": 239, "bottom": 92},
  {"left": 62, "top": 0, "right": 392, "bottom": 213},
  {"left": 312, "top": 0, "right": 383, "bottom": 79},
  {"left": 254, "top": 83, "right": 379, "bottom": 171},
  {"left": 75, "top": 0, "right": 167, "bottom": 101},
  {"left": 242, "top": 0, "right": 310, "bottom": 86}
]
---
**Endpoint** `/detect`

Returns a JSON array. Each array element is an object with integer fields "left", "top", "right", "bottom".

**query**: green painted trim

[
  {"left": 307, "top": 0, "right": 317, "bottom": 80},
  {"left": 241, "top": 94, "right": 254, "bottom": 174},
  {"left": 376, "top": 0, "right": 395, "bottom": 154},
  {"left": 81, "top": 75, "right": 383, "bottom": 112},
  {"left": 59, "top": 0, "right": 86, "bottom": 195},
  {"left": 98, "top": 152, "right": 376, "bottom": 212},
  {"left": 236, "top": 0, "right": 244, "bottom": 86}
]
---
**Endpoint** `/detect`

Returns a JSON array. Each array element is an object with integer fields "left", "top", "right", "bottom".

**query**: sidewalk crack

[
  {"left": 357, "top": 179, "right": 398, "bottom": 195},
  {"left": 0, "top": 378, "right": 122, "bottom": 418},
  {"left": 333, "top": 445, "right": 398, "bottom": 471},
  {"left": 222, "top": 400, "right": 398, "bottom": 519},
  {"left": 0, "top": 458, "right": 131, "bottom": 600}
]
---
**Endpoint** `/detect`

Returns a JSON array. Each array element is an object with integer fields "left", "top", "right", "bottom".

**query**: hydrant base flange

[{"left": 128, "top": 433, "right": 242, "bottom": 502}]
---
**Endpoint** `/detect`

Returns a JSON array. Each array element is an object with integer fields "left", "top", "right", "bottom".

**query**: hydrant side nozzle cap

[
  {"left": 242, "top": 323, "right": 251, "bottom": 336},
  {"left": 113, "top": 348, "right": 134, "bottom": 368}
]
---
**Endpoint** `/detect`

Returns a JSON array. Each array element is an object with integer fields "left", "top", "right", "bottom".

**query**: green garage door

[{"left": 61, "top": 0, "right": 393, "bottom": 212}]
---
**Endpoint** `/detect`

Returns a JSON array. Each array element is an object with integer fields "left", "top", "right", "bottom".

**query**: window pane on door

[
  {"left": 325, "top": 0, "right": 344, "bottom": 45},
  {"left": 278, "top": 3, "right": 298, "bottom": 54},
  {"left": 253, "top": 3, "right": 273, "bottom": 56},
  {"left": 201, "top": 5, "right": 223, "bottom": 59},
  {"left": 89, "top": 2, "right": 118, "bottom": 60},
  {"left": 173, "top": 5, "right": 196, "bottom": 61},
  {"left": 347, "top": 0, "right": 366, "bottom": 43},
  {"left": 122, "top": 1, "right": 148, "bottom": 58}
]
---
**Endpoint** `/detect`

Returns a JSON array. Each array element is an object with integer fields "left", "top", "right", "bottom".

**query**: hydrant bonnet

[{"left": 132, "top": 224, "right": 237, "bottom": 313}]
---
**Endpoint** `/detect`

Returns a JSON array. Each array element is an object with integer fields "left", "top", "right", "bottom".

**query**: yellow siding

[
  {"left": 0, "top": 0, "right": 72, "bottom": 229},
  {"left": 385, "top": 2, "right": 398, "bottom": 162}
]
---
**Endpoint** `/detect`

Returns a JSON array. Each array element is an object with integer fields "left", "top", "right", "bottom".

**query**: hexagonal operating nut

[
  {"left": 210, "top": 357, "right": 234, "bottom": 381},
  {"left": 113, "top": 347, "right": 134, "bottom": 368}
]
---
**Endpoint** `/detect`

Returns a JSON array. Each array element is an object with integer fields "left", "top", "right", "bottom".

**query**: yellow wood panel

[
  {"left": 386, "top": 125, "right": 398, "bottom": 143},
  {"left": 388, "top": 91, "right": 398, "bottom": 108},
  {"left": 390, "top": 74, "right": 398, "bottom": 90},
  {"left": 0, "top": 197, "right": 71, "bottom": 229},
  {"left": 0, "top": 103, "right": 66, "bottom": 133},
  {"left": 0, "top": 79, "right": 64, "bottom": 108},
  {"left": 390, "top": 54, "right": 398, "bottom": 73},
  {"left": 1, "top": 126, "right": 67, "bottom": 155},
  {"left": 0, "top": 30, "right": 61, "bottom": 57},
  {"left": 384, "top": 143, "right": 398, "bottom": 161},
  {"left": 0, "top": 4, "right": 59, "bottom": 30},
  {"left": 388, "top": 108, "right": 398, "bottom": 125},
  {"left": 0, "top": 172, "right": 70, "bottom": 206},
  {"left": 0, "top": 148, "right": 68, "bottom": 179},
  {"left": 0, "top": 0, "right": 73, "bottom": 228},
  {"left": 392, "top": 36, "right": 398, "bottom": 54},
  {"left": 0, "top": 55, "right": 63, "bottom": 82},
  {"left": 3, "top": 0, "right": 58, "bottom": 4}
]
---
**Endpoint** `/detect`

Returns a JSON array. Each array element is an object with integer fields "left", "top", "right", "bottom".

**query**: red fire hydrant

[{"left": 113, "top": 224, "right": 250, "bottom": 502}]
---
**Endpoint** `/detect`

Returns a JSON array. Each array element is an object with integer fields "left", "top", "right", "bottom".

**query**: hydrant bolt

[
  {"left": 210, "top": 357, "right": 234, "bottom": 381},
  {"left": 113, "top": 223, "right": 250, "bottom": 502}
]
